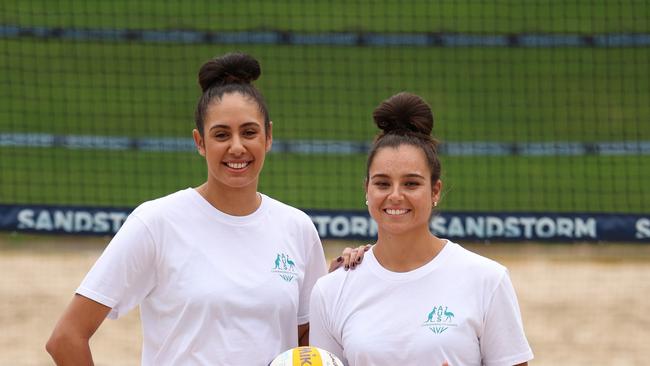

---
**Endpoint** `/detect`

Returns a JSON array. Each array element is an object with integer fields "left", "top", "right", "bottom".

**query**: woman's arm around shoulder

[{"left": 46, "top": 294, "right": 111, "bottom": 366}]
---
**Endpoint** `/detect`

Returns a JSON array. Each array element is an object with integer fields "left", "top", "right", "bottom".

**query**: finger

[
  {"left": 349, "top": 245, "right": 367, "bottom": 269},
  {"left": 328, "top": 256, "right": 343, "bottom": 273},
  {"left": 341, "top": 247, "right": 356, "bottom": 271},
  {"left": 347, "top": 248, "right": 361, "bottom": 270}
]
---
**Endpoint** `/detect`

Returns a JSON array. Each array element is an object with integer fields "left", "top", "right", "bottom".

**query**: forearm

[{"left": 298, "top": 323, "right": 309, "bottom": 346}]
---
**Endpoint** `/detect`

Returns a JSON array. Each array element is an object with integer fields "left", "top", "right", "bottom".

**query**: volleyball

[{"left": 270, "top": 346, "right": 344, "bottom": 366}]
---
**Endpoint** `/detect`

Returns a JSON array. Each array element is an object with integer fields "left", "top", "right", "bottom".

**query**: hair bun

[
  {"left": 372, "top": 92, "right": 434, "bottom": 137},
  {"left": 198, "top": 52, "right": 261, "bottom": 92}
]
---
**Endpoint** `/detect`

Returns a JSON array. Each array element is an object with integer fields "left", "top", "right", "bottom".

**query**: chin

[
  {"left": 214, "top": 175, "right": 257, "bottom": 189},
  {"left": 378, "top": 219, "right": 430, "bottom": 235},
  {"left": 227, "top": 180, "right": 257, "bottom": 189},
  {"left": 379, "top": 223, "right": 411, "bottom": 234}
]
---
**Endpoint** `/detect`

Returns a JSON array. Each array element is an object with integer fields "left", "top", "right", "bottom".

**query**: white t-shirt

[
  {"left": 310, "top": 241, "right": 533, "bottom": 366},
  {"left": 77, "top": 188, "right": 327, "bottom": 365}
]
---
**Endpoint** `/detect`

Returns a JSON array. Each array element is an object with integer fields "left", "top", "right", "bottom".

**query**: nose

[
  {"left": 387, "top": 185, "right": 402, "bottom": 202},
  {"left": 228, "top": 135, "right": 245, "bottom": 155}
]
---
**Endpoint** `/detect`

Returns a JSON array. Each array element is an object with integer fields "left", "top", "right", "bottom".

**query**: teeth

[
  {"left": 386, "top": 209, "right": 408, "bottom": 215},
  {"left": 227, "top": 162, "right": 248, "bottom": 169}
]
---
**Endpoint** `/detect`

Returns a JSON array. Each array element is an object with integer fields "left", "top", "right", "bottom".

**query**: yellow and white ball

[{"left": 270, "top": 346, "right": 344, "bottom": 366}]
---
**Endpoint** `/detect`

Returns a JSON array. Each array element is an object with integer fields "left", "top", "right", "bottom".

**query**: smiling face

[
  {"left": 366, "top": 144, "right": 442, "bottom": 236},
  {"left": 193, "top": 92, "right": 272, "bottom": 191}
]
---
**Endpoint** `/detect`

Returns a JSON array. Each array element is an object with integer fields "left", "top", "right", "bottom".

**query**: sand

[{"left": 1, "top": 234, "right": 649, "bottom": 365}]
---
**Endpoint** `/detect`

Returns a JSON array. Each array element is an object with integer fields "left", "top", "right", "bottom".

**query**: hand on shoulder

[{"left": 328, "top": 244, "right": 372, "bottom": 272}]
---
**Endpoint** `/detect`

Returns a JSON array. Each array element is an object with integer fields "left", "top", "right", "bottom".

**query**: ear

[
  {"left": 432, "top": 179, "right": 442, "bottom": 206},
  {"left": 265, "top": 121, "right": 273, "bottom": 153},
  {"left": 192, "top": 129, "right": 206, "bottom": 157}
]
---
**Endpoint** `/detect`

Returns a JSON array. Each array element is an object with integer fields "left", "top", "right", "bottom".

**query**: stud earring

[{"left": 433, "top": 201, "right": 438, "bottom": 207}]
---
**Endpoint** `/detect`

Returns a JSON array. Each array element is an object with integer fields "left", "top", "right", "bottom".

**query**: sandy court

[{"left": 1, "top": 234, "right": 649, "bottom": 366}]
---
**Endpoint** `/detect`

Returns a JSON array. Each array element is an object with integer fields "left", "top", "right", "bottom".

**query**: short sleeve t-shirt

[
  {"left": 78, "top": 188, "right": 327, "bottom": 365},
  {"left": 310, "top": 242, "right": 533, "bottom": 366}
]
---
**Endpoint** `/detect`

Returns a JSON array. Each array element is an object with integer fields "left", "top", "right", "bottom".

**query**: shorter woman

[{"left": 309, "top": 92, "right": 533, "bottom": 365}]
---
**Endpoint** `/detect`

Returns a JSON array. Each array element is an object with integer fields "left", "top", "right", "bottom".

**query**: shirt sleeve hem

[
  {"left": 483, "top": 349, "right": 534, "bottom": 366},
  {"left": 75, "top": 287, "right": 120, "bottom": 319},
  {"left": 297, "top": 314, "right": 310, "bottom": 325}
]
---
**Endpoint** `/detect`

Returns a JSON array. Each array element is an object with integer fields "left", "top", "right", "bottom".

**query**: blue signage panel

[
  {"left": 0, "top": 204, "right": 131, "bottom": 235},
  {"left": 308, "top": 210, "right": 650, "bottom": 242},
  {"left": 1, "top": 204, "right": 648, "bottom": 242}
]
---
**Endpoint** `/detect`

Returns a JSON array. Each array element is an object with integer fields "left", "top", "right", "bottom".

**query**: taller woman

[
  {"left": 47, "top": 52, "right": 327, "bottom": 365},
  {"left": 310, "top": 92, "right": 533, "bottom": 365}
]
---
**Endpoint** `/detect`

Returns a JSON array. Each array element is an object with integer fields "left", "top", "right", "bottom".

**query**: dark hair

[
  {"left": 194, "top": 52, "right": 270, "bottom": 136},
  {"left": 366, "top": 92, "right": 441, "bottom": 185}
]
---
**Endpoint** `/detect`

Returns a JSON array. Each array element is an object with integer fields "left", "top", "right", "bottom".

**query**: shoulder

[
  {"left": 313, "top": 267, "right": 348, "bottom": 298},
  {"left": 262, "top": 194, "right": 314, "bottom": 227},
  {"left": 130, "top": 188, "right": 195, "bottom": 223},
  {"left": 261, "top": 195, "right": 323, "bottom": 256},
  {"left": 444, "top": 241, "right": 508, "bottom": 280},
  {"left": 313, "top": 257, "right": 370, "bottom": 297},
  {"left": 442, "top": 242, "right": 514, "bottom": 310}
]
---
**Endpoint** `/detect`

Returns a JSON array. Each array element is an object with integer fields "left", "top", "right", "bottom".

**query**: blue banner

[
  {"left": 0, "top": 204, "right": 131, "bottom": 236},
  {"left": 0, "top": 204, "right": 648, "bottom": 242},
  {"left": 309, "top": 210, "right": 650, "bottom": 242}
]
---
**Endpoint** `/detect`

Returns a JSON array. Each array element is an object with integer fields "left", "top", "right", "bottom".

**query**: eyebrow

[
  {"left": 208, "top": 121, "right": 261, "bottom": 131},
  {"left": 370, "top": 173, "right": 426, "bottom": 179}
]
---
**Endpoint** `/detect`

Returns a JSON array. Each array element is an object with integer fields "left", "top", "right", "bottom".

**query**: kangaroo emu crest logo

[
  {"left": 271, "top": 252, "right": 297, "bottom": 282},
  {"left": 422, "top": 305, "right": 458, "bottom": 334}
]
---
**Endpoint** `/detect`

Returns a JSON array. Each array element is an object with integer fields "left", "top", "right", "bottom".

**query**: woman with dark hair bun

[
  {"left": 46, "top": 52, "right": 363, "bottom": 365},
  {"left": 310, "top": 92, "right": 534, "bottom": 366}
]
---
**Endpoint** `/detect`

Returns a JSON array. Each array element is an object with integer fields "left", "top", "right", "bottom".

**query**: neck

[
  {"left": 373, "top": 226, "right": 445, "bottom": 272},
  {"left": 195, "top": 180, "right": 261, "bottom": 216}
]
